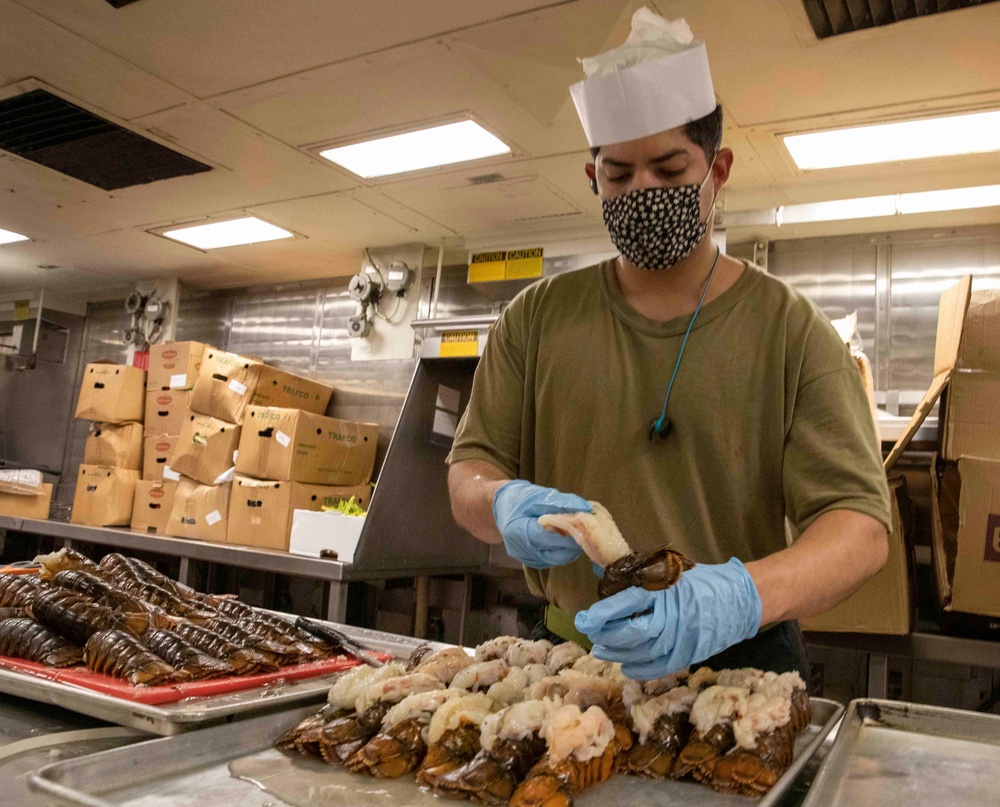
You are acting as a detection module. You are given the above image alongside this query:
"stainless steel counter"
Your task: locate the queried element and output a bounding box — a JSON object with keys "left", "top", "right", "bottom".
{"left": 1, "top": 515, "right": 479, "bottom": 625}
{"left": 0, "top": 695, "right": 145, "bottom": 807}
{"left": 806, "top": 630, "right": 1000, "bottom": 699}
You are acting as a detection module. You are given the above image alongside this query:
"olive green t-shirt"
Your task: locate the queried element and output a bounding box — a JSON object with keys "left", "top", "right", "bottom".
{"left": 447, "top": 260, "right": 891, "bottom": 616}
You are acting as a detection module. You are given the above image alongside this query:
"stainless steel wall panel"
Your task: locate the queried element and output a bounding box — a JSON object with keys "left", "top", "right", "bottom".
{"left": 768, "top": 237, "right": 879, "bottom": 383}
{"left": 173, "top": 292, "right": 232, "bottom": 350}
{"left": 889, "top": 234, "right": 1000, "bottom": 392}
{"left": 227, "top": 289, "right": 319, "bottom": 378}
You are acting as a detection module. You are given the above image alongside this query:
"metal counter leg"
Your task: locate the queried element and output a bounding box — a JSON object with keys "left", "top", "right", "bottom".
{"left": 177, "top": 557, "right": 191, "bottom": 587}
{"left": 414, "top": 576, "right": 429, "bottom": 640}
{"left": 326, "top": 581, "right": 348, "bottom": 623}
{"left": 867, "top": 653, "right": 888, "bottom": 699}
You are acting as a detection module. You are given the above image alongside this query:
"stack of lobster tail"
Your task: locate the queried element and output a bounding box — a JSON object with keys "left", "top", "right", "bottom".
{"left": 275, "top": 638, "right": 813, "bottom": 804}
{"left": 0, "top": 547, "right": 343, "bottom": 686}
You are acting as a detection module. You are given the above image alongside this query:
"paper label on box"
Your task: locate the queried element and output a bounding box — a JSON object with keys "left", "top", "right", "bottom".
{"left": 169, "top": 373, "right": 188, "bottom": 389}
{"left": 228, "top": 379, "right": 248, "bottom": 396}
{"left": 205, "top": 510, "right": 222, "bottom": 526}
{"left": 276, "top": 430, "right": 291, "bottom": 448}
{"left": 163, "top": 466, "right": 180, "bottom": 481}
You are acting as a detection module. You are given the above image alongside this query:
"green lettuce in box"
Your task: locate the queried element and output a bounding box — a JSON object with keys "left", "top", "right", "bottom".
{"left": 323, "top": 496, "right": 366, "bottom": 517}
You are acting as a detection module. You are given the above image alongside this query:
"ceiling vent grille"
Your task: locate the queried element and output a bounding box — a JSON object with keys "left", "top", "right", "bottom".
{"left": 801, "top": 0, "right": 999, "bottom": 39}
{"left": 0, "top": 89, "right": 211, "bottom": 190}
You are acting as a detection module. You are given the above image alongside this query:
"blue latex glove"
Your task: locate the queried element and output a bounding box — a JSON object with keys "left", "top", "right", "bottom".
{"left": 492, "top": 480, "right": 591, "bottom": 569}
{"left": 574, "top": 558, "right": 762, "bottom": 679}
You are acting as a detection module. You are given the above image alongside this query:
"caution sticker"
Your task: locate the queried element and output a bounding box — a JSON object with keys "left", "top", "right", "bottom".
{"left": 505, "top": 247, "right": 543, "bottom": 279}
{"left": 440, "top": 330, "right": 479, "bottom": 358}
{"left": 468, "top": 251, "right": 506, "bottom": 283}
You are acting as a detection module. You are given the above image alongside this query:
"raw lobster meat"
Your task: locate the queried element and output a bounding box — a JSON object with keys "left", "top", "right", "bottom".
{"left": 0, "top": 616, "right": 83, "bottom": 667}
{"left": 83, "top": 629, "right": 179, "bottom": 685}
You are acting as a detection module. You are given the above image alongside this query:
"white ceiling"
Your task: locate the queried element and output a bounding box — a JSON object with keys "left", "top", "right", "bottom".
{"left": 0, "top": 0, "right": 998, "bottom": 296}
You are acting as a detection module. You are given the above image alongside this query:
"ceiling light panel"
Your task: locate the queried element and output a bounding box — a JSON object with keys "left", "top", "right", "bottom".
{"left": 161, "top": 217, "right": 293, "bottom": 250}
{"left": 0, "top": 228, "right": 29, "bottom": 245}
{"left": 319, "top": 120, "right": 510, "bottom": 179}
{"left": 783, "top": 109, "right": 1000, "bottom": 170}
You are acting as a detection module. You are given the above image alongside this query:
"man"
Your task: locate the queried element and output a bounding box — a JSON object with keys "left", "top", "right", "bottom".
{"left": 447, "top": 10, "right": 890, "bottom": 681}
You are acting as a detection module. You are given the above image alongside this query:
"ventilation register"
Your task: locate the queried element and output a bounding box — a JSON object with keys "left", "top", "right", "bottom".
{"left": 802, "top": 0, "right": 998, "bottom": 39}
{"left": 0, "top": 89, "right": 211, "bottom": 190}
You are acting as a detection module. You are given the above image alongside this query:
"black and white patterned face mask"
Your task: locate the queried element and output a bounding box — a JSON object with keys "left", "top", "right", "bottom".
{"left": 602, "top": 163, "right": 716, "bottom": 271}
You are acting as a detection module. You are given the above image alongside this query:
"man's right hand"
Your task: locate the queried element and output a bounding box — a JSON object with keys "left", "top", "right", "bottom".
{"left": 491, "top": 480, "right": 591, "bottom": 569}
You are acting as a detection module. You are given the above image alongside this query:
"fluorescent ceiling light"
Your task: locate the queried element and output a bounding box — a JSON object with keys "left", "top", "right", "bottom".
{"left": 783, "top": 109, "right": 1000, "bottom": 170}
{"left": 771, "top": 183, "right": 1000, "bottom": 226}
{"left": 0, "top": 227, "right": 29, "bottom": 245}
{"left": 897, "top": 184, "right": 1000, "bottom": 215}
{"left": 320, "top": 120, "right": 510, "bottom": 178}
{"left": 779, "top": 195, "right": 896, "bottom": 225}
{"left": 162, "top": 217, "right": 293, "bottom": 250}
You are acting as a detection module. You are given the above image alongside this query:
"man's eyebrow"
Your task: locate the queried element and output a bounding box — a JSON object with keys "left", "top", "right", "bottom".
{"left": 601, "top": 149, "right": 688, "bottom": 168}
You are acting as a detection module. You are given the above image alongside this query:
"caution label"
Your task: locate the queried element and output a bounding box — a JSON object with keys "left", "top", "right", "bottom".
{"left": 504, "top": 247, "right": 544, "bottom": 279}
{"left": 468, "top": 251, "right": 507, "bottom": 283}
{"left": 440, "top": 330, "right": 480, "bottom": 358}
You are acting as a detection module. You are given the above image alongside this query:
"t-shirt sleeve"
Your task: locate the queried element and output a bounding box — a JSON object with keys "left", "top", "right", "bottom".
{"left": 446, "top": 298, "right": 527, "bottom": 479}
{"left": 783, "top": 318, "right": 892, "bottom": 533}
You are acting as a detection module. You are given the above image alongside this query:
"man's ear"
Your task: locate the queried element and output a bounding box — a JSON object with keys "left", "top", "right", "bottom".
{"left": 711, "top": 148, "right": 734, "bottom": 193}
{"left": 585, "top": 163, "right": 598, "bottom": 196}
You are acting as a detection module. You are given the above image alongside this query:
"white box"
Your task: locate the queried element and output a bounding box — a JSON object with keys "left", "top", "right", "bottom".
{"left": 288, "top": 509, "right": 365, "bottom": 561}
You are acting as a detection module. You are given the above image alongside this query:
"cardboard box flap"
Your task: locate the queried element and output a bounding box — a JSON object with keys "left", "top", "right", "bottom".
{"left": 933, "top": 275, "right": 973, "bottom": 377}
{"left": 884, "top": 276, "right": 972, "bottom": 472}
{"left": 929, "top": 454, "right": 954, "bottom": 608}
{"left": 959, "top": 289, "right": 1000, "bottom": 372}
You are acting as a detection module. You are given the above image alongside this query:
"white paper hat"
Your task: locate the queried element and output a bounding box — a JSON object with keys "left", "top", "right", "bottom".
{"left": 570, "top": 9, "right": 716, "bottom": 148}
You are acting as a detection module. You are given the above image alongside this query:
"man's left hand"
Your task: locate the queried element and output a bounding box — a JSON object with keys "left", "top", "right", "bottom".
{"left": 574, "top": 558, "right": 763, "bottom": 679}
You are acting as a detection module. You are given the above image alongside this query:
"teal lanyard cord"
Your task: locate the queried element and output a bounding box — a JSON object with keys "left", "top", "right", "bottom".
{"left": 650, "top": 246, "right": 722, "bottom": 441}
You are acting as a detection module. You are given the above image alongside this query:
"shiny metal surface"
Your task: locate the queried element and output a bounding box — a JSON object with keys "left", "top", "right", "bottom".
{"left": 0, "top": 308, "right": 84, "bottom": 505}
{"left": 0, "top": 616, "right": 433, "bottom": 736}
{"left": 354, "top": 357, "right": 489, "bottom": 572}
{"left": 802, "top": 699, "right": 1000, "bottom": 807}
{"left": 29, "top": 698, "right": 843, "bottom": 807}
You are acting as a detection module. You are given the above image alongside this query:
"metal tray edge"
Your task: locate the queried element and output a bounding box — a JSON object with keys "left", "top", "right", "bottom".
{"left": 759, "top": 696, "right": 845, "bottom": 807}
{"left": 800, "top": 697, "right": 1000, "bottom": 807}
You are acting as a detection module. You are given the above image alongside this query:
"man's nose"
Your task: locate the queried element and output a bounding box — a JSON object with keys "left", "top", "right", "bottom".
{"left": 625, "top": 169, "right": 663, "bottom": 193}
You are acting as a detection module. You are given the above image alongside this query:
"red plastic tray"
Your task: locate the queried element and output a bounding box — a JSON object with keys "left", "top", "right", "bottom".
{"left": 0, "top": 650, "right": 392, "bottom": 705}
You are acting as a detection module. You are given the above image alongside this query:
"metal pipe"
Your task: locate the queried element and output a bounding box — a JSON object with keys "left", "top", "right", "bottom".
{"left": 430, "top": 242, "right": 444, "bottom": 320}
{"left": 410, "top": 314, "right": 499, "bottom": 330}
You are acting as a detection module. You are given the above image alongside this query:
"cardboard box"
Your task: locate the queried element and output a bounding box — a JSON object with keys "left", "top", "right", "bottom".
{"left": 800, "top": 479, "right": 912, "bottom": 634}
{"left": 0, "top": 483, "right": 53, "bottom": 520}
{"left": 190, "top": 349, "right": 263, "bottom": 424}
{"left": 84, "top": 422, "right": 144, "bottom": 471}
{"left": 144, "top": 389, "right": 195, "bottom": 437}
{"left": 71, "top": 465, "right": 139, "bottom": 526}
{"left": 942, "top": 371, "right": 1000, "bottom": 462}
{"left": 251, "top": 366, "right": 334, "bottom": 416}
{"left": 227, "top": 474, "right": 371, "bottom": 551}
{"left": 190, "top": 351, "right": 335, "bottom": 425}
{"left": 167, "top": 477, "right": 231, "bottom": 543}
{"left": 931, "top": 454, "right": 1000, "bottom": 618}
{"left": 884, "top": 276, "right": 972, "bottom": 471}
{"left": 143, "top": 434, "right": 180, "bottom": 481}
{"left": 289, "top": 509, "right": 366, "bottom": 560}
{"left": 75, "top": 363, "right": 146, "bottom": 424}
{"left": 236, "top": 407, "right": 379, "bottom": 486}
{"left": 130, "top": 479, "right": 178, "bottom": 534}
{"left": 148, "top": 341, "right": 208, "bottom": 392}
{"left": 169, "top": 414, "right": 241, "bottom": 486}
{"left": 940, "top": 290, "right": 1000, "bottom": 462}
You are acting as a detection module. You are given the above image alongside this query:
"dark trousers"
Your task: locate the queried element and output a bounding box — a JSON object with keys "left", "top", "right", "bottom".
{"left": 531, "top": 619, "right": 811, "bottom": 693}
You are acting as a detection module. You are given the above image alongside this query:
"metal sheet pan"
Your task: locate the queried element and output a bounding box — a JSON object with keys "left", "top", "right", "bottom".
{"left": 0, "top": 620, "right": 442, "bottom": 736}
{"left": 28, "top": 698, "right": 843, "bottom": 806}
{"left": 802, "top": 698, "right": 1000, "bottom": 806}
